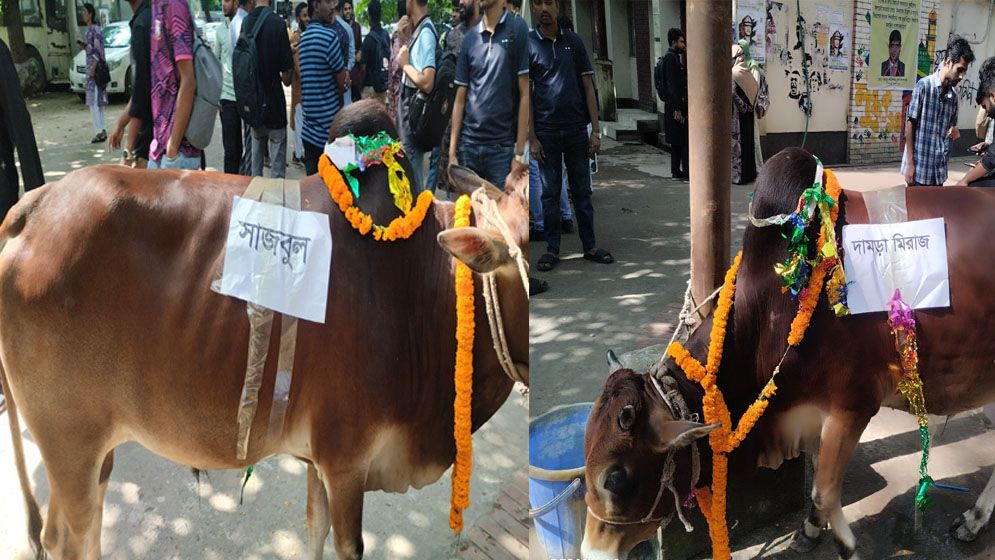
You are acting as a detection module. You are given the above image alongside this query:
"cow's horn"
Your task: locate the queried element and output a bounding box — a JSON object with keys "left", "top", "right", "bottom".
{"left": 607, "top": 349, "right": 624, "bottom": 373}
{"left": 618, "top": 405, "right": 636, "bottom": 430}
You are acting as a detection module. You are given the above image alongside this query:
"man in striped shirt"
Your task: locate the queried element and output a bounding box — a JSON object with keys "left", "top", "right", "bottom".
{"left": 299, "top": 0, "right": 347, "bottom": 175}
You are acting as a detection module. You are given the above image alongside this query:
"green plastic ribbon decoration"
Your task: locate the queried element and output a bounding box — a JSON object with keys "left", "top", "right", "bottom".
{"left": 346, "top": 132, "right": 412, "bottom": 213}
{"left": 888, "top": 289, "right": 933, "bottom": 512}
{"left": 240, "top": 464, "right": 254, "bottom": 506}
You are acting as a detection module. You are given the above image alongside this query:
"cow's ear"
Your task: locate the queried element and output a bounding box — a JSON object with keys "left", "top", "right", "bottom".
{"left": 651, "top": 420, "right": 720, "bottom": 453}
{"left": 438, "top": 227, "right": 511, "bottom": 273}
{"left": 449, "top": 165, "right": 504, "bottom": 200}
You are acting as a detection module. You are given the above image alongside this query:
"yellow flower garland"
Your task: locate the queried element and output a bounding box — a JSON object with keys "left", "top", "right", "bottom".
{"left": 318, "top": 154, "right": 435, "bottom": 241}
{"left": 666, "top": 169, "right": 843, "bottom": 560}
{"left": 450, "top": 195, "right": 474, "bottom": 533}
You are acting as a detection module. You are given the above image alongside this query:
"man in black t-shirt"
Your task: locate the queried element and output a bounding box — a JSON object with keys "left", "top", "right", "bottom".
{"left": 242, "top": 0, "right": 293, "bottom": 178}
{"left": 358, "top": 0, "right": 389, "bottom": 104}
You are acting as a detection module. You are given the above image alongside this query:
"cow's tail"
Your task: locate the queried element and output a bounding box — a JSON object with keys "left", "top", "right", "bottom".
{"left": 0, "top": 361, "right": 44, "bottom": 559}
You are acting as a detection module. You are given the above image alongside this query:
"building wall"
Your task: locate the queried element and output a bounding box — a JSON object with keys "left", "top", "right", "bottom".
{"left": 846, "top": 0, "right": 940, "bottom": 164}
{"left": 607, "top": 0, "right": 635, "bottom": 101}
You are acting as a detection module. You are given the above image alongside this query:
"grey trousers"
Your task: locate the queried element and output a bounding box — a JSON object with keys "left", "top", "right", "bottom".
{"left": 250, "top": 126, "right": 287, "bottom": 179}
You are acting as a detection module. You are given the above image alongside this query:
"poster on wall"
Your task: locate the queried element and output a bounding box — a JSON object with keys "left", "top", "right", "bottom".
{"left": 869, "top": 0, "right": 921, "bottom": 89}
{"left": 827, "top": 6, "right": 849, "bottom": 70}
{"left": 736, "top": 0, "right": 765, "bottom": 62}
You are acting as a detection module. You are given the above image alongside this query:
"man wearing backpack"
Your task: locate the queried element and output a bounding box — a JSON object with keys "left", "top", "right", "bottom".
{"left": 434, "top": 0, "right": 478, "bottom": 193}
{"left": 148, "top": 0, "right": 200, "bottom": 169}
{"left": 396, "top": 0, "right": 436, "bottom": 191}
{"left": 231, "top": 0, "right": 254, "bottom": 175}
{"left": 449, "top": 0, "right": 530, "bottom": 188}
{"left": 659, "top": 27, "right": 688, "bottom": 180}
{"left": 530, "top": 0, "right": 611, "bottom": 272}
{"left": 299, "top": 0, "right": 347, "bottom": 175}
{"left": 359, "top": 0, "right": 389, "bottom": 104}
{"left": 240, "top": 0, "right": 294, "bottom": 178}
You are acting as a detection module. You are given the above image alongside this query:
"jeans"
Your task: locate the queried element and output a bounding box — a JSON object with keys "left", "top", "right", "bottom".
{"left": 148, "top": 152, "right": 202, "bottom": 170}
{"left": 457, "top": 141, "right": 515, "bottom": 190}
{"left": 529, "top": 157, "right": 572, "bottom": 231}
{"left": 220, "top": 100, "right": 243, "bottom": 174}
{"left": 671, "top": 129, "right": 689, "bottom": 177}
{"left": 426, "top": 146, "right": 441, "bottom": 194}
{"left": 251, "top": 126, "right": 287, "bottom": 178}
{"left": 303, "top": 141, "right": 323, "bottom": 176}
{"left": 537, "top": 127, "right": 596, "bottom": 255}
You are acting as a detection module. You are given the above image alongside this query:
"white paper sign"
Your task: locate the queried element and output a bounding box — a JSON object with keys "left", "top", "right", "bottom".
{"left": 216, "top": 196, "right": 332, "bottom": 323}
{"left": 842, "top": 218, "right": 948, "bottom": 314}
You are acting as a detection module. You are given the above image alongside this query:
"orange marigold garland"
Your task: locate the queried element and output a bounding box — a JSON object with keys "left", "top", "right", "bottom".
{"left": 318, "top": 153, "right": 435, "bottom": 241}
{"left": 666, "top": 167, "right": 844, "bottom": 560}
{"left": 450, "top": 195, "right": 474, "bottom": 532}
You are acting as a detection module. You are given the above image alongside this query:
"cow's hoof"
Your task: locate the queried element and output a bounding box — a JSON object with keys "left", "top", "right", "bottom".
{"left": 951, "top": 510, "right": 981, "bottom": 542}
{"left": 790, "top": 529, "right": 821, "bottom": 552}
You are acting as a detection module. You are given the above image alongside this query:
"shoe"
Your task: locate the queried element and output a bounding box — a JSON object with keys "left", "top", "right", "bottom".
{"left": 561, "top": 219, "right": 575, "bottom": 234}
{"left": 672, "top": 172, "right": 686, "bottom": 180}
{"left": 583, "top": 248, "right": 614, "bottom": 264}
{"left": 529, "top": 227, "right": 546, "bottom": 242}
{"left": 91, "top": 130, "right": 107, "bottom": 144}
{"left": 529, "top": 276, "right": 549, "bottom": 295}
{"left": 537, "top": 252, "right": 559, "bottom": 272}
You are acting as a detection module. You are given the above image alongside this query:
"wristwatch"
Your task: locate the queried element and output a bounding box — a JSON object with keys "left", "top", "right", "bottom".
{"left": 514, "top": 152, "right": 527, "bottom": 165}
{"left": 591, "top": 131, "right": 602, "bottom": 139}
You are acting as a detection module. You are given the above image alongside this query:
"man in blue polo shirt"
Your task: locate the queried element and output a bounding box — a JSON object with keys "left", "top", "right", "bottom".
{"left": 530, "top": 0, "right": 611, "bottom": 271}
{"left": 449, "top": 0, "right": 530, "bottom": 189}
{"left": 299, "top": 0, "right": 347, "bottom": 175}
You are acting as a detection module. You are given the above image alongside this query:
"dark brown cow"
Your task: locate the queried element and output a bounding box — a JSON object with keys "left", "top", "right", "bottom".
{"left": 0, "top": 100, "right": 528, "bottom": 559}
{"left": 583, "top": 147, "right": 995, "bottom": 560}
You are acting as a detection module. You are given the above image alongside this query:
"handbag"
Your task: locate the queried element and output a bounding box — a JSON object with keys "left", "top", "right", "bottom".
{"left": 94, "top": 58, "right": 111, "bottom": 89}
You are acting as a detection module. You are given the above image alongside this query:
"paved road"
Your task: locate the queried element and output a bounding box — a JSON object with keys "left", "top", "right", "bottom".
{"left": 0, "top": 90, "right": 527, "bottom": 559}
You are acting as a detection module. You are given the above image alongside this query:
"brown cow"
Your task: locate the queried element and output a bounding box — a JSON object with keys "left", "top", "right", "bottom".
{"left": 0, "top": 100, "right": 528, "bottom": 560}
{"left": 582, "top": 147, "right": 995, "bottom": 560}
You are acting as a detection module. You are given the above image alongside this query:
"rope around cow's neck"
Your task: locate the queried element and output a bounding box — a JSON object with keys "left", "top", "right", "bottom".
{"left": 470, "top": 188, "right": 529, "bottom": 385}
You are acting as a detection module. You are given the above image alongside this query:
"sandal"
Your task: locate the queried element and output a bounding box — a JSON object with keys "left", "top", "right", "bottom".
{"left": 529, "top": 276, "right": 549, "bottom": 295}
{"left": 537, "top": 253, "right": 558, "bottom": 272}
{"left": 583, "top": 248, "right": 614, "bottom": 264}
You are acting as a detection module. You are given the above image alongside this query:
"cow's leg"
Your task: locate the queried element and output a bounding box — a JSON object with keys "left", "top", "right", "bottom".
{"left": 39, "top": 445, "right": 113, "bottom": 559}
{"left": 951, "top": 466, "right": 995, "bottom": 541}
{"left": 791, "top": 411, "right": 868, "bottom": 560}
{"left": 306, "top": 462, "right": 331, "bottom": 560}
{"left": 326, "top": 469, "right": 366, "bottom": 560}
{"left": 84, "top": 449, "right": 114, "bottom": 560}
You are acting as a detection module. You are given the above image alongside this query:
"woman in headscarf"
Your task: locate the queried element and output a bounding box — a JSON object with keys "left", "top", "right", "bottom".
{"left": 80, "top": 3, "right": 108, "bottom": 144}
{"left": 731, "top": 40, "right": 766, "bottom": 184}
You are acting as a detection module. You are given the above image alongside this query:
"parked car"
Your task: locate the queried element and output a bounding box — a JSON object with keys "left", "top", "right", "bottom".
{"left": 69, "top": 21, "right": 131, "bottom": 100}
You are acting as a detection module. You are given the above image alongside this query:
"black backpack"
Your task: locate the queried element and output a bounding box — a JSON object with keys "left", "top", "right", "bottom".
{"left": 406, "top": 18, "right": 457, "bottom": 152}
{"left": 654, "top": 55, "right": 667, "bottom": 102}
{"left": 233, "top": 8, "right": 271, "bottom": 129}
{"left": 369, "top": 29, "right": 390, "bottom": 93}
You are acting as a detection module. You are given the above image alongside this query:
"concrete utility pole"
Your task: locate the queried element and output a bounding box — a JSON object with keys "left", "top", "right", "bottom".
{"left": 687, "top": 0, "right": 731, "bottom": 319}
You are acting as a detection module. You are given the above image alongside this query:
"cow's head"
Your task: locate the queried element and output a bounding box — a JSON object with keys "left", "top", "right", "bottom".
{"left": 582, "top": 351, "right": 718, "bottom": 559}
{"left": 437, "top": 164, "right": 529, "bottom": 386}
